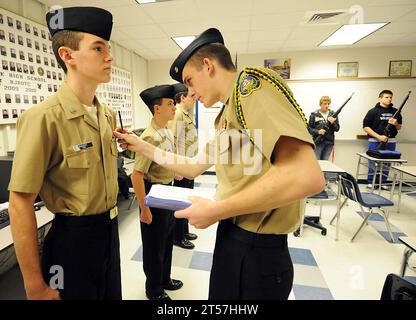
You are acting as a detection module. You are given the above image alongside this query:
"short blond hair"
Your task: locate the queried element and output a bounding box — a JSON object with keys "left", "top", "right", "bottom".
{"left": 319, "top": 96, "right": 331, "bottom": 105}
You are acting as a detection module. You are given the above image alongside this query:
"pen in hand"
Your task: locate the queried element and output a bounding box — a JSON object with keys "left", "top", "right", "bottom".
{"left": 118, "top": 110, "right": 124, "bottom": 133}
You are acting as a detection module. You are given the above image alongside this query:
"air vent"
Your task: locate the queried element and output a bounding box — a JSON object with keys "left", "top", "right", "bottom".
{"left": 306, "top": 11, "right": 345, "bottom": 24}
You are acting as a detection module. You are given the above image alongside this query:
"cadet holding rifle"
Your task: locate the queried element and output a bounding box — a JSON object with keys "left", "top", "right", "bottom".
{"left": 363, "top": 89, "right": 404, "bottom": 188}
{"left": 308, "top": 93, "right": 353, "bottom": 160}
{"left": 308, "top": 96, "right": 339, "bottom": 160}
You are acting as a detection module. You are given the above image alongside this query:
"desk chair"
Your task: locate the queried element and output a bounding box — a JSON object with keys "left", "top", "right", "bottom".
{"left": 381, "top": 273, "right": 416, "bottom": 300}
{"left": 294, "top": 172, "right": 340, "bottom": 237}
{"left": 296, "top": 172, "right": 340, "bottom": 237}
{"left": 330, "top": 172, "right": 394, "bottom": 242}
{"left": 302, "top": 190, "right": 328, "bottom": 236}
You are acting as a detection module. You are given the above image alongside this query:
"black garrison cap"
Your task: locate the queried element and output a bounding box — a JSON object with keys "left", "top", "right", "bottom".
{"left": 46, "top": 7, "right": 113, "bottom": 40}
{"left": 140, "top": 85, "right": 175, "bottom": 109}
{"left": 173, "top": 83, "right": 188, "bottom": 95}
{"left": 169, "top": 28, "right": 224, "bottom": 83}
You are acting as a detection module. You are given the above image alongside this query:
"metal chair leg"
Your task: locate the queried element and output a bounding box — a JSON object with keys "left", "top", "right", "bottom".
{"left": 330, "top": 197, "right": 348, "bottom": 225}
{"left": 127, "top": 194, "right": 136, "bottom": 210}
{"left": 351, "top": 210, "right": 372, "bottom": 242}
{"left": 400, "top": 248, "right": 413, "bottom": 277}
{"left": 358, "top": 204, "right": 369, "bottom": 226}
{"left": 380, "top": 208, "right": 394, "bottom": 242}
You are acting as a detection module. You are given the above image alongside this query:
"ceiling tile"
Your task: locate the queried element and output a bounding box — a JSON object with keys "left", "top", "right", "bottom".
{"left": 140, "top": 37, "right": 177, "bottom": 49}
{"left": 140, "top": 0, "right": 200, "bottom": 23}
{"left": 362, "top": 5, "right": 416, "bottom": 22}
{"left": 110, "top": 5, "right": 154, "bottom": 26}
{"left": 251, "top": 12, "right": 306, "bottom": 30}
{"left": 194, "top": 0, "right": 254, "bottom": 18}
{"left": 158, "top": 21, "right": 211, "bottom": 37}
{"left": 120, "top": 24, "right": 166, "bottom": 40}
{"left": 249, "top": 28, "right": 293, "bottom": 42}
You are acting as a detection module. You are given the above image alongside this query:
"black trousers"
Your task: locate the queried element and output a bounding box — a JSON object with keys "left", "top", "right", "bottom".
{"left": 141, "top": 180, "right": 175, "bottom": 296}
{"left": 41, "top": 211, "right": 122, "bottom": 300}
{"left": 209, "top": 220, "right": 293, "bottom": 300}
{"left": 173, "top": 178, "right": 194, "bottom": 242}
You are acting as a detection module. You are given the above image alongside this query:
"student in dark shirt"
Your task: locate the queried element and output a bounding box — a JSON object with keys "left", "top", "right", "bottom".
{"left": 363, "top": 90, "right": 402, "bottom": 188}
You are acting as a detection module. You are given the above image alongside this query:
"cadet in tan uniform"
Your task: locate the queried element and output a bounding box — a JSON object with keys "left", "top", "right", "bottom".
{"left": 8, "top": 7, "right": 121, "bottom": 300}
{"left": 131, "top": 85, "right": 183, "bottom": 300}
{"left": 170, "top": 83, "right": 198, "bottom": 250}
{"left": 115, "top": 28, "right": 325, "bottom": 300}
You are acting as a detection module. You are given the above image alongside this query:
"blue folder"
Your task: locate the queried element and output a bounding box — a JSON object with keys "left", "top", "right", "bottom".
{"left": 144, "top": 196, "right": 191, "bottom": 211}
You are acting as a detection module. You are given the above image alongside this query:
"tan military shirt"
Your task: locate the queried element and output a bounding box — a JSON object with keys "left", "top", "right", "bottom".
{"left": 8, "top": 81, "right": 119, "bottom": 216}
{"left": 170, "top": 103, "right": 198, "bottom": 157}
{"left": 213, "top": 66, "right": 314, "bottom": 234}
{"left": 134, "top": 119, "right": 175, "bottom": 184}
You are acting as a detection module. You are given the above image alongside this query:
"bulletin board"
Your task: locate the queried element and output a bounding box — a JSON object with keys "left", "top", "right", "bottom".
{"left": 0, "top": 8, "right": 133, "bottom": 128}
{"left": 0, "top": 8, "right": 62, "bottom": 124}
{"left": 96, "top": 66, "right": 133, "bottom": 128}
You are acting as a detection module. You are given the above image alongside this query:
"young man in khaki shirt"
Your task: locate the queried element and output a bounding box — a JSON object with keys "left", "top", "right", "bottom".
{"left": 8, "top": 7, "right": 121, "bottom": 300}
{"left": 115, "top": 28, "right": 325, "bottom": 300}
{"left": 131, "top": 85, "right": 183, "bottom": 300}
{"left": 170, "top": 83, "right": 198, "bottom": 250}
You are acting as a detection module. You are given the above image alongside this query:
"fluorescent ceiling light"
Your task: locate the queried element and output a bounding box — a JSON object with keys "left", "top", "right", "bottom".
{"left": 319, "top": 23, "right": 389, "bottom": 46}
{"left": 135, "top": 0, "right": 156, "bottom": 4}
{"left": 172, "top": 36, "right": 196, "bottom": 50}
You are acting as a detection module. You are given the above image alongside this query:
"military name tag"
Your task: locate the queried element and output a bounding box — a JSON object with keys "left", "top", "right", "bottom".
{"left": 72, "top": 141, "right": 93, "bottom": 152}
{"left": 110, "top": 206, "right": 118, "bottom": 220}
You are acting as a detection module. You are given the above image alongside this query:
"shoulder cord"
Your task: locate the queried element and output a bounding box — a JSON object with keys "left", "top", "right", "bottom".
{"left": 234, "top": 67, "right": 308, "bottom": 145}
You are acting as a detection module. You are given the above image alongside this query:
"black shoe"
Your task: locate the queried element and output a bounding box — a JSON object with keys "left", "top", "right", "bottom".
{"left": 185, "top": 233, "right": 198, "bottom": 241}
{"left": 146, "top": 291, "right": 171, "bottom": 300}
{"left": 174, "top": 239, "right": 195, "bottom": 249}
{"left": 163, "top": 279, "right": 183, "bottom": 291}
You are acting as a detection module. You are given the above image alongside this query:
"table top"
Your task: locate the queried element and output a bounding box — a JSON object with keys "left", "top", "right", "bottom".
{"left": 318, "top": 160, "right": 347, "bottom": 174}
{"left": 391, "top": 166, "right": 416, "bottom": 177}
{"left": 0, "top": 206, "right": 54, "bottom": 251}
{"left": 356, "top": 152, "right": 408, "bottom": 163}
{"left": 398, "top": 236, "right": 416, "bottom": 251}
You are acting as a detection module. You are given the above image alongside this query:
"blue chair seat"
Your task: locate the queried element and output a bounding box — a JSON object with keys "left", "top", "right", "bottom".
{"left": 361, "top": 192, "right": 394, "bottom": 207}
{"left": 332, "top": 172, "right": 395, "bottom": 242}
{"left": 309, "top": 190, "right": 328, "bottom": 199}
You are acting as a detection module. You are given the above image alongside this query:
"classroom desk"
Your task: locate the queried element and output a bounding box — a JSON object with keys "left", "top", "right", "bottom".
{"left": 0, "top": 206, "right": 54, "bottom": 252}
{"left": 390, "top": 166, "right": 416, "bottom": 213}
{"left": 298, "top": 161, "right": 346, "bottom": 240}
{"left": 355, "top": 152, "right": 407, "bottom": 194}
{"left": 398, "top": 236, "right": 416, "bottom": 277}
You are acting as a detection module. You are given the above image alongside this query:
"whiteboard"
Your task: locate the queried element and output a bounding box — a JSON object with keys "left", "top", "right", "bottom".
{"left": 196, "top": 78, "right": 416, "bottom": 143}
{"left": 288, "top": 78, "right": 416, "bottom": 142}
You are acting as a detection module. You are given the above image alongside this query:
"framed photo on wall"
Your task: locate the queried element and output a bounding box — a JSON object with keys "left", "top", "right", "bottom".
{"left": 389, "top": 60, "right": 412, "bottom": 77}
{"left": 337, "top": 62, "right": 358, "bottom": 78}
{"left": 264, "top": 58, "right": 291, "bottom": 79}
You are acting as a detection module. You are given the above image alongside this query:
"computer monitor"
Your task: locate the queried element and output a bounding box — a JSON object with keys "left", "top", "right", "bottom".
{"left": 0, "top": 157, "right": 13, "bottom": 204}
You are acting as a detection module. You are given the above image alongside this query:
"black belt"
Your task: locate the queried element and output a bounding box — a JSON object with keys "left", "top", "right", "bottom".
{"left": 53, "top": 209, "right": 115, "bottom": 227}
{"left": 219, "top": 219, "right": 287, "bottom": 248}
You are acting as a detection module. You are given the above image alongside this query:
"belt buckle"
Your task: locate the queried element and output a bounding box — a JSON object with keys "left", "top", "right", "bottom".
{"left": 110, "top": 207, "right": 118, "bottom": 220}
